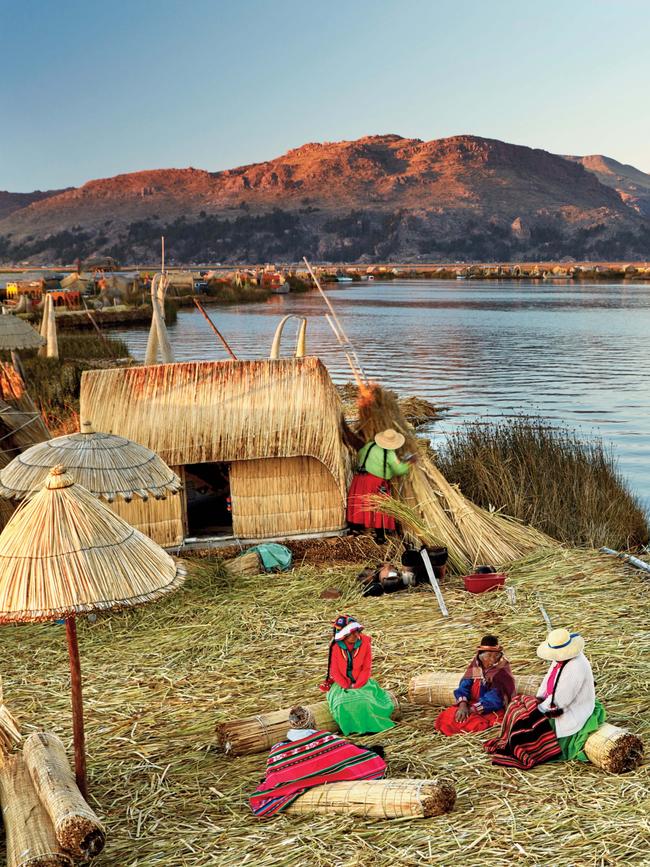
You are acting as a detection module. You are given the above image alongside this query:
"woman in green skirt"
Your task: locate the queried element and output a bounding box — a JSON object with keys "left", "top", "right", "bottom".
{"left": 320, "top": 615, "right": 395, "bottom": 735}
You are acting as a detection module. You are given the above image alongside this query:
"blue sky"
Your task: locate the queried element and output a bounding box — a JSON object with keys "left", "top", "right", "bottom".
{"left": 2, "top": 0, "right": 649, "bottom": 190}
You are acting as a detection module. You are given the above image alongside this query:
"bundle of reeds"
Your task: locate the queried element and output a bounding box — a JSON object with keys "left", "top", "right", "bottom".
{"left": 216, "top": 691, "right": 401, "bottom": 756}
{"left": 285, "top": 778, "right": 456, "bottom": 819}
{"left": 23, "top": 732, "right": 106, "bottom": 859}
{"left": 357, "top": 383, "right": 554, "bottom": 571}
{"left": 223, "top": 549, "right": 262, "bottom": 578}
{"left": 583, "top": 723, "right": 644, "bottom": 774}
{"left": 0, "top": 703, "right": 22, "bottom": 753}
{"left": 408, "top": 670, "right": 543, "bottom": 706}
{"left": 0, "top": 754, "right": 73, "bottom": 867}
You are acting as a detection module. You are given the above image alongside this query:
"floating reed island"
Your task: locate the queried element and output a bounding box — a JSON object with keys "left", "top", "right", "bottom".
{"left": 0, "top": 544, "right": 646, "bottom": 866}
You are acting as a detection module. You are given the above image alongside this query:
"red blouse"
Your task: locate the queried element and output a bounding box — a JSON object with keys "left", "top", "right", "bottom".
{"left": 330, "top": 633, "right": 372, "bottom": 689}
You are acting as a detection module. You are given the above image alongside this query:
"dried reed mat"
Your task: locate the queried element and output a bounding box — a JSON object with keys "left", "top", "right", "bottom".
{"left": 285, "top": 778, "right": 456, "bottom": 819}
{"left": 0, "top": 754, "right": 73, "bottom": 867}
{"left": 23, "top": 732, "right": 106, "bottom": 859}
{"left": 0, "top": 466, "right": 186, "bottom": 622}
{"left": 583, "top": 723, "right": 644, "bottom": 774}
{"left": 0, "top": 703, "right": 22, "bottom": 753}
{"left": 357, "top": 383, "right": 554, "bottom": 573}
{"left": 223, "top": 549, "right": 262, "bottom": 578}
{"left": 216, "top": 691, "right": 402, "bottom": 756}
{"left": 408, "top": 671, "right": 543, "bottom": 707}
{"left": 0, "top": 547, "right": 647, "bottom": 865}
{"left": 0, "top": 420, "right": 181, "bottom": 503}
{"left": 0, "top": 311, "right": 45, "bottom": 352}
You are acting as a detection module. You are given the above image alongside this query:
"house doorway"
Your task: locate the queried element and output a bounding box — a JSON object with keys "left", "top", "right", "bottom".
{"left": 185, "top": 462, "right": 232, "bottom": 536}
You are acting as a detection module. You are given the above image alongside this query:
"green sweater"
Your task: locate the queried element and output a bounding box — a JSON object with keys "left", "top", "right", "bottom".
{"left": 357, "top": 442, "right": 410, "bottom": 481}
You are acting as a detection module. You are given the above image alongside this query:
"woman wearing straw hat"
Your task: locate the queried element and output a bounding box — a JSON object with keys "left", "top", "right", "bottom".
{"left": 347, "top": 428, "right": 415, "bottom": 543}
{"left": 485, "top": 628, "right": 605, "bottom": 769}
{"left": 319, "top": 615, "right": 395, "bottom": 736}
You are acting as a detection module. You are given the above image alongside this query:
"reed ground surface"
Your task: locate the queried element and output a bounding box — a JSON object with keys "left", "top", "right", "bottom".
{"left": 1, "top": 547, "right": 648, "bottom": 866}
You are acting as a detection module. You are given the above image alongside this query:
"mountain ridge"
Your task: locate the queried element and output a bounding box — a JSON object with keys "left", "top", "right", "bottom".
{"left": 2, "top": 134, "right": 649, "bottom": 263}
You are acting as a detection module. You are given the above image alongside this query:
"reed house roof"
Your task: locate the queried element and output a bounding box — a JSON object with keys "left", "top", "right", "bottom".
{"left": 80, "top": 357, "right": 347, "bottom": 493}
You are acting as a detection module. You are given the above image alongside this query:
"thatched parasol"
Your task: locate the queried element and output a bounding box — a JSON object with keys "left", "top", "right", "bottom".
{"left": 0, "top": 310, "right": 45, "bottom": 352}
{"left": 0, "top": 466, "right": 186, "bottom": 797}
{"left": 0, "top": 420, "right": 182, "bottom": 502}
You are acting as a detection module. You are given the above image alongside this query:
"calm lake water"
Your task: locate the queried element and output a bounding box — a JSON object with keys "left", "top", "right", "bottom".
{"left": 107, "top": 279, "right": 650, "bottom": 510}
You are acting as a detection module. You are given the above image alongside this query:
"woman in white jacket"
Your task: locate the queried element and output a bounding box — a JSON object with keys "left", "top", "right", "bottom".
{"left": 535, "top": 628, "right": 606, "bottom": 760}
{"left": 485, "top": 628, "right": 606, "bottom": 769}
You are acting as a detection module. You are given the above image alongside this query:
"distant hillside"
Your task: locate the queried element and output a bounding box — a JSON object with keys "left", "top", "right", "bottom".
{"left": 0, "top": 188, "right": 70, "bottom": 221}
{"left": 565, "top": 154, "right": 650, "bottom": 218}
{"left": 1, "top": 135, "right": 649, "bottom": 264}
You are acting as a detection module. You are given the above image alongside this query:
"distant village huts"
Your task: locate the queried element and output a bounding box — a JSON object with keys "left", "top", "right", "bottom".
{"left": 79, "top": 357, "right": 349, "bottom": 546}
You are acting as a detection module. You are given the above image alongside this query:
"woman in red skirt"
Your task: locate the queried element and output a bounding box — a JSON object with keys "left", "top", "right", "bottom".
{"left": 347, "top": 428, "right": 414, "bottom": 543}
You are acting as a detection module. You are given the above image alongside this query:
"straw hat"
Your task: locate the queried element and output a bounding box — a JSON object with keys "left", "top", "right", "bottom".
{"left": 0, "top": 421, "right": 181, "bottom": 503}
{"left": 375, "top": 429, "right": 405, "bottom": 450}
{"left": 0, "top": 465, "right": 186, "bottom": 622}
{"left": 537, "top": 628, "right": 585, "bottom": 662}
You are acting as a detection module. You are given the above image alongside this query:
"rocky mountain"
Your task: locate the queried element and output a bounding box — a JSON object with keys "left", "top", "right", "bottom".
{"left": 1, "top": 135, "right": 649, "bottom": 263}
{"left": 565, "top": 154, "right": 650, "bottom": 217}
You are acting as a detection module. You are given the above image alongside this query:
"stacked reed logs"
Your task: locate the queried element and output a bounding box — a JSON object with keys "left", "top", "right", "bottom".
{"left": 216, "top": 691, "right": 402, "bottom": 756}
{"left": 0, "top": 755, "right": 73, "bottom": 867}
{"left": 23, "top": 733, "right": 106, "bottom": 860}
{"left": 408, "top": 670, "right": 643, "bottom": 773}
{"left": 0, "top": 728, "right": 105, "bottom": 866}
{"left": 285, "top": 778, "right": 456, "bottom": 819}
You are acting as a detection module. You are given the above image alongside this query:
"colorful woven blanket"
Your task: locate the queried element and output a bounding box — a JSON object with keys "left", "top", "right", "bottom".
{"left": 249, "top": 730, "right": 386, "bottom": 818}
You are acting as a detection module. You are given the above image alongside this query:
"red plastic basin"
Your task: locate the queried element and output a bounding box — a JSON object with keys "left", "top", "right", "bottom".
{"left": 462, "top": 573, "right": 506, "bottom": 593}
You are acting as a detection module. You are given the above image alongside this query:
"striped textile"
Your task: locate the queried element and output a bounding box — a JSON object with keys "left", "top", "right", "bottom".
{"left": 484, "top": 694, "right": 562, "bottom": 770}
{"left": 250, "top": 730, "right": 386, "bottom": 818}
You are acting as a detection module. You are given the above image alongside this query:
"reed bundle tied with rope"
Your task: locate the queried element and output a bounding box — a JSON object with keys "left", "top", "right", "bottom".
{"left": 407, "top": 669, "right": 643, "bottom": 774}
{"left": 357, "top": 382, "right": 554, "bottom": 573}
{"left": 216, "top": 692, "right": 401, "bottom": 756}
{"left": 285, "top": 778, "right": 456, "bottom": 819}
{"left": 23, "top": 733, "right": 106, "bottom": 860}
{"left": 408, "top": 671, "right": 543, "bottom": 707}
{"left": 223, "top": 549, "right": 262, "bottom": 578}
{"left": 583, "top": 723, "right": 644, "bottom": 774}
{"left": 0, "top": 703, "right": 22, "bottom": 754}
{"left": 0, "top": 755, "right": 73, "bottom": 867}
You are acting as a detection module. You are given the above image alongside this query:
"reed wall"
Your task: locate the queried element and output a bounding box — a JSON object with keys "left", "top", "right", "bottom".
{"left": 231, "top": 456, "right": 345, "bottom": 538}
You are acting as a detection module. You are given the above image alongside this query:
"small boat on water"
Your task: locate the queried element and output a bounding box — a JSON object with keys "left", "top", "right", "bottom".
{"left": 335, "top": 275, "right": 353, "bottom": 283}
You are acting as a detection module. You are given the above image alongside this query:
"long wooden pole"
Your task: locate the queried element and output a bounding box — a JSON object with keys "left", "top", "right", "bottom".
{"left": 302, "top": 257, "right": 368, "bottom": 384}
{"left": 192, "top": 299, "right": 238, "bottom": 359}
{"left": 65, "top": 617, "right": 88, "bottom": 799}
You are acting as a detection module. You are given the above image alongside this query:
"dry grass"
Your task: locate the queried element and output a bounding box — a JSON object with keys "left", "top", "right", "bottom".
{"left": 0, "top": 547, "right": 647, "bottom": 865}
{"left": 438, "top": 417, "right": 649, "bottom": 550}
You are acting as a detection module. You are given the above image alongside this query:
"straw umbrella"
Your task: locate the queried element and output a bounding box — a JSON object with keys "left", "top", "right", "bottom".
{"left": 0, "top": 420, "right": 182, "bottom": 502}
{"left": 0, "top": 466, "right": 186, "bottom": 797}
{"left": 0, "top": 308, "right": 45, "bottom": 379}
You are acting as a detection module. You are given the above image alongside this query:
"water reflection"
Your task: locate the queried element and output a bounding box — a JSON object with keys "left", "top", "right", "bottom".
{"left": 108, "top": 279, "right": 650, "bottom": 510}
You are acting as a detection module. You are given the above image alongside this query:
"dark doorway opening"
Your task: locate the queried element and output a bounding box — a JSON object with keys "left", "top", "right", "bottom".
{"left": 185, "top": 462, "right": 232, "bottom": 536}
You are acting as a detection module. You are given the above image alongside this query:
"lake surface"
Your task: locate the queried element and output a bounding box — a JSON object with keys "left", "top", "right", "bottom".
{"left": 107, "top": 279, "right": 650, "bottom": 510}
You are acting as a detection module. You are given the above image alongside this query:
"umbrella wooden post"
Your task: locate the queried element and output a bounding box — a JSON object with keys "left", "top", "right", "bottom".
{"left": 65, "top": 617, "right": 88, "bottom": 799}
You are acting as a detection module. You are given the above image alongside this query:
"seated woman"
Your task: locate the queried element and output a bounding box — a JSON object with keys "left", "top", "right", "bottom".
{"left": 434, "top": 635, "right": 515, "bottom": 736}
{"left": 250, "top": 706, "right": 386, "bottom": 818}
{"left": 485, "top": 628, "right": 606, "bottom": 769}
{"left": 320, "top": 615, "right": 395, "bottom": 736}
{"left": 347, "top": 429, "right": 414, "bottom": 543}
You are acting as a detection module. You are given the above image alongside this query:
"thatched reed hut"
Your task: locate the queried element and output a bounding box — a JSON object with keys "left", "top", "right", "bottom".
{"left": 79, "top": 357, "right": 349, "bottom": 547}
